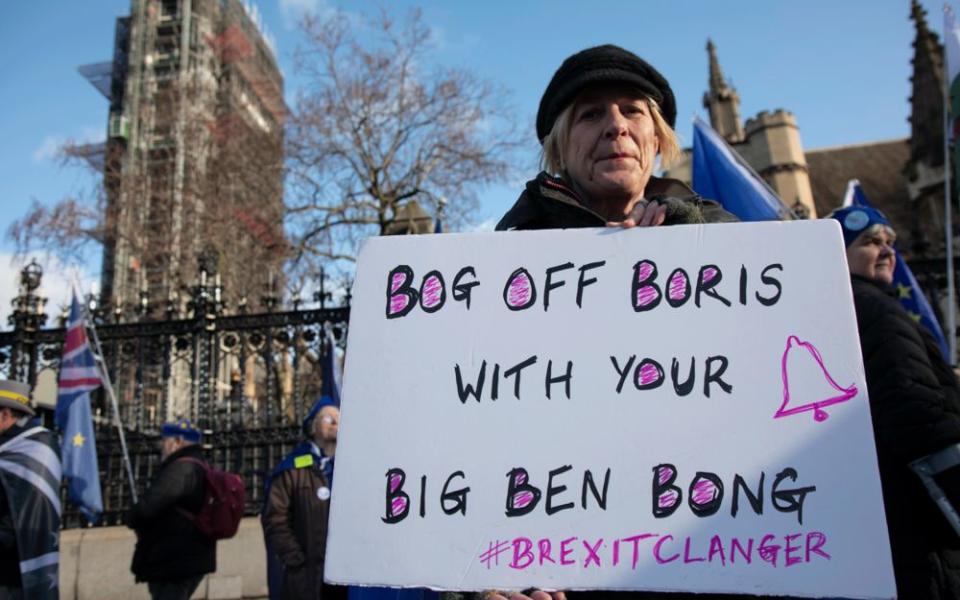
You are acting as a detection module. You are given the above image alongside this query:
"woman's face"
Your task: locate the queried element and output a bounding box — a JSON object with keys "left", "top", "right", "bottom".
{"left": 561, "top": 86, "right": 659, "bottom": 206}
{"left": 846, "top": 226, "right": 896, "bottom": 285}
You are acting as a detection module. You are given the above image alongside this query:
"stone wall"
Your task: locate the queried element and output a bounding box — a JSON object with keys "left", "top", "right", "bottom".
{"left": 59, "top": 517, "right": 268, "bottom": 599}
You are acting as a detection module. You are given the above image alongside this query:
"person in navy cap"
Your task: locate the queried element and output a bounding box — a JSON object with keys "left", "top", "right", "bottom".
{"left": 831, "top": 205, "right": 960, "bottom": 598}
{"left": 128, "top": 418, "right": 215, "bottom": 600}
{"left": 262, "top": 397, "right": 345, "bottom": 600}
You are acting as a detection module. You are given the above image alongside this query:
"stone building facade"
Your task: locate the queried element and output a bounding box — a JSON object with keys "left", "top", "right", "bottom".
{"left": 667, "top": 1, "right": 953, "bottom": 334}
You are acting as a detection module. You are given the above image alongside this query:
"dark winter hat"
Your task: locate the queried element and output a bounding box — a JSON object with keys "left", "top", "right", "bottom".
{"left": 0, "top": 380, "right": 34, "bottom": 417}
{"left": 302, "top": 395, "right": 338, "bottom": 436}
{"left": 536, "top": 44, "right": 676, "bottom": 142}
{"left": 828, "top": 205, "right": 893, "bottom": 248}
{"left": 161, "top": 418, "right": 202, "bottom": 443}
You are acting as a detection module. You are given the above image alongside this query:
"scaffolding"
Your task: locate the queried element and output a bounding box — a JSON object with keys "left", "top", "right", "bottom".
{"left": 82, "top": 0, "right": 286, "bottom": 318}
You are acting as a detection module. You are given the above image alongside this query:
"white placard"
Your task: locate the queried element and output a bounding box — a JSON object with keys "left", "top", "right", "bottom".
{"left": 326, "top": 220, "right": 895, "bottom": 599}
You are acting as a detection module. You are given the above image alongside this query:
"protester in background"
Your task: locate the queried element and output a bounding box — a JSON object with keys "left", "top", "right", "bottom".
{"left": 263, "top": 398, "right": 346, "bottom": 600}
{"left": 830, "top": 205, "right": 960, "bottom": 598}
{"left": 496, "top": 44, "right": 735, "bottom": 233}
{"left": 128, "top": 419, "right": 215, "bottom": 600}
{"left": 0, "top": 379, "right": 61, "bottom": 600}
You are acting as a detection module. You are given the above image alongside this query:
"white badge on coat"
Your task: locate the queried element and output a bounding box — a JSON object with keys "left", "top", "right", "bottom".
{"left": 317, "top": 486, "right": 331, "bottom": 501}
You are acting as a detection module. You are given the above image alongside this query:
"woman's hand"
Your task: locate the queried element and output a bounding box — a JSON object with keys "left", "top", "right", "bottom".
{"left": 608, "top": 199, "right": 666, "bottom": 228}
{"left": 485, "top": 591, "right": 567, "bottom": 600}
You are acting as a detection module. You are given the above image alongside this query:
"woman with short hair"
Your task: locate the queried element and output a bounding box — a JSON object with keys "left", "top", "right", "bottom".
{"left": 490, "top": 44, "right": 747, "bottom": 600}
{"left": 496, "top": 44, "right": 735, "bottom": 233}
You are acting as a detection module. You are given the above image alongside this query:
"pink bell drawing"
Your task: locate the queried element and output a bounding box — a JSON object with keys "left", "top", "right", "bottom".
{"left": 774, "top": 335, "right": 858, "bottom": 422}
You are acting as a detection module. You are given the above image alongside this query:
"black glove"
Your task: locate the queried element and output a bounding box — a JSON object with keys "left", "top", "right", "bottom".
{"left": 649, "top": 196, "right": 705, "bottom": 225}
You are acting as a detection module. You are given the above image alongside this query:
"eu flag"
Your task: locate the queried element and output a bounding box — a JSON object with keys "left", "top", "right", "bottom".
{"left": 55, "top": 292, "right": 104, "bottom": 524}
{"left": 844, "top": 180, "right": 951, "bottom": 361}
{"left": 692, "top": 116, "right": 794, "bottom": 221}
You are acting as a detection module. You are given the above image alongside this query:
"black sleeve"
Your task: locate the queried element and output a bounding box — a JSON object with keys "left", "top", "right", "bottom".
{"left": 0, "top": 514, "right": 14, "bottom": 551}
{"left": 0, "top": 485, "right": 13, "bottom": 551}
{"left": 128, "top": 460, "right": 203, "bottom": 528}
{"left": 651, "top": 194, "right": 739, "bottom": 225}
{"left": 856, "top": 291, "right": 960, "bottom": 462}
{"left": 696, "top": 197, "right": 739, "bottom": 223}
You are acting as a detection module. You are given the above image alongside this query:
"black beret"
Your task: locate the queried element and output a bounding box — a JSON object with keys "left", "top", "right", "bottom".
{"left": 536, "top": 44, "right": 676, "bottom": 142}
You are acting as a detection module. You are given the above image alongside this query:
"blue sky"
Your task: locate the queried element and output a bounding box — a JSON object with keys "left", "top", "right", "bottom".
{"left": 0, "top": 0, "right": 944, "bottom": 312}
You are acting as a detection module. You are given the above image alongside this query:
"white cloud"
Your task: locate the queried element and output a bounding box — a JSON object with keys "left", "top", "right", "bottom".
{"left": 279, "top": 0, "right": 326, "bottom": 29}
{"left": 0, "top": 253, "right": 98, "bottom": 329}
{"left": 32, "top": 136, "right": 64, "bottom": 163}
{"left": 31, "top": 127, "right": 104, "bottom": 164}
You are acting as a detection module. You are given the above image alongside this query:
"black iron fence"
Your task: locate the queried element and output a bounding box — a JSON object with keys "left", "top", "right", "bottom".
{"left": 68, "top": 424, "right": 303, "bottom": 529}
{"left": 0, "top": 259, "right": 350, "bottom": 528}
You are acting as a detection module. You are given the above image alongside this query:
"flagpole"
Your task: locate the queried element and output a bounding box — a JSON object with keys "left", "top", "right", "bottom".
{"left": 945, "top": 5, "right": 958, "bottom": 364}
{"left": 83, "top": 307, "right": 138, "bottom": 504}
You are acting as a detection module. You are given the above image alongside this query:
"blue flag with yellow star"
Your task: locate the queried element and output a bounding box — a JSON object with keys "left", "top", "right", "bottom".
{"left": 844, "top": 180, "right": 950, "bottom": 361}
{"left": 55, "top": 292, "right": 104, "bottom": 524}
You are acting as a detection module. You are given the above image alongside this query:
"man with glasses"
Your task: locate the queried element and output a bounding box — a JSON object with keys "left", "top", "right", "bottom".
{"left": 262, "top": 397, "right": 345, "bottom": 600}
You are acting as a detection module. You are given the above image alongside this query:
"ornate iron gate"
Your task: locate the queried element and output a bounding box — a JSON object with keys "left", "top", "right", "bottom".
{"left": 0, "top": 260, "right": 350, "bottom": 527}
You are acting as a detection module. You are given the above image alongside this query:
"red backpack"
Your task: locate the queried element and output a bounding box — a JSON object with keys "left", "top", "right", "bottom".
{"left": 176, "top": 457, "right": 246, "bottom": 540}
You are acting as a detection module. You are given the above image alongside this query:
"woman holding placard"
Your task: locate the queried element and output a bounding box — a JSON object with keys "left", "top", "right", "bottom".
{"left": 830, "top": 205, "right": 960, "bottom": 599}
{"left": 489, "top": 45, "right": 755, "bottom": 600}
{"left": 496, "top": 44, "right": 735, "bottom": 233}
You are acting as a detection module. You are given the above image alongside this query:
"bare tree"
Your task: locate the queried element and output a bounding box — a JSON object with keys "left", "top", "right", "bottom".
{"left": 284, "top": 8, "right": 524, "bottom": 276}
{"left": 11, "top": 6, "right": 524, "bottom": 302}
{"left": 7, "top": 142, "right": 114, "bottom": 261}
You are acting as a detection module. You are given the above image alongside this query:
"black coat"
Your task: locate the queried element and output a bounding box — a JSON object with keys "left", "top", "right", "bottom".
{"left": 851, "top": 274, "right": 960, "bottom": 598}
{"left": 496, "top": 172, "right": 737, "bottom": 231}
{"left": 497, "top": 172, "right": 755, "bottom": 600}
{"left": 0, "top": 424, "right": 27, "bottom": 587}
{"left": 128, "top": 444, "right": 216, "bottom": 582}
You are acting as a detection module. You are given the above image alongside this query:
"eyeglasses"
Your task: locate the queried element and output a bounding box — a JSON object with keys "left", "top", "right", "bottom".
{"left": 320, "top": 415, "right": 338, "bottom": 425}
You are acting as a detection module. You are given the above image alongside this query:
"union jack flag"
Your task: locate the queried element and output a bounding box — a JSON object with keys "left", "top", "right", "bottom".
{"left": 55, "top": 291, "right": 103, "bottom": 523}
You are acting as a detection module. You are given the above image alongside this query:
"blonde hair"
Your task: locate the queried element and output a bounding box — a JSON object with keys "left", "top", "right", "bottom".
{"left": 539, "top": 94, "right": 681, "bottom": 175}
{"left": 860, "top": 223, "right": 897, "bottom": 244}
